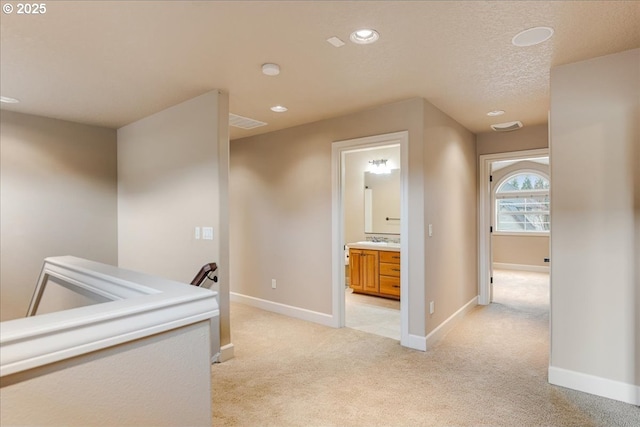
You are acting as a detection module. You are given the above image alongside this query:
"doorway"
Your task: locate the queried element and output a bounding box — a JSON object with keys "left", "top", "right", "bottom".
{"left": 331, "top": 131, "right": 409, "bottom": 344}
{"left": 478, "top": 148, "right": 550, "bottom": 305}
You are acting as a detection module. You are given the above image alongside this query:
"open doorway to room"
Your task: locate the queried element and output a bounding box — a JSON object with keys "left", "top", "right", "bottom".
{"left": 343, "top": 144, "right": 401, "bottom": 340}
{"left": 331, "top": 132, "right": 408, "bottom": 343}
{"left": 479, "top": 149, "right": 550, "bottom": 308}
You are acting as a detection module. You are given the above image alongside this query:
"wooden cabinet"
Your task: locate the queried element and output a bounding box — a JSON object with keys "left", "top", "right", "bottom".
{"left": 379, "top": 251, "right": 400, "bottom": 298}
{"left": 349, "top": 249, "right": 379, "bottom": 293}
{"left": 349, "top": 248, "right": 400, "bottom": 299}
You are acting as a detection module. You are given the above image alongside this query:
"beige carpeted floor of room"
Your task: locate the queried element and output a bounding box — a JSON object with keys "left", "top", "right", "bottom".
{"left": 211, "top": 270, "right": 640, "bottom": 426}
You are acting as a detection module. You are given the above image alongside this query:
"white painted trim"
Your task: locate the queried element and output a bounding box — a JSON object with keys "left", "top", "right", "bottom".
{"left": 406, "top": 334, "right": 427, "bottom": 352}
{"left": 1, "top": 256, "right": 219, "bottom": 377}
{"left": 216, "top": 343, "right": 235, "bottom": 363}
{"left": 493, "top": 263, "right": 550, "bottom": 273}
{"left": 548, "top": 366, "right": 640, "bottom": 406}
{"left": 425, "top": 296, "right": 478, "bottom": 349}
{"left": 331, "top": 131, "right": 412, "bottom": 348}
{"left": 478, "top": 148, "right": 549, "bottom": 305}
{"left": 230, "top": 292, "right": 335, "bottom": 327}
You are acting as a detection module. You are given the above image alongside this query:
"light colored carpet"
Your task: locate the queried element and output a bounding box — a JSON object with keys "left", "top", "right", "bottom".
{"left": 211, "top": 271, "right": 640, "bottom": 426}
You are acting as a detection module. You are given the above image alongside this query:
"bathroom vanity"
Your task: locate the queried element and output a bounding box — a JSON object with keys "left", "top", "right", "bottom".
{"left": 348, "top": 242, "right": 400, "bottom": 299}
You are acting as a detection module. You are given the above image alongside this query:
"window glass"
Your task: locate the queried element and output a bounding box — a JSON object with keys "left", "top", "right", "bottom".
{"left": 495, "top": 173, "right": 549, "bottom": 233}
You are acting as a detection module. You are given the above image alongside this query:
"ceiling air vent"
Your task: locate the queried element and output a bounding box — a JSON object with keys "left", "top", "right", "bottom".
{"left": 491, "top": 121, "right": 523, "bottom": 132}
{"left": 229, "top": 113, "right": 267, "bottom": 129}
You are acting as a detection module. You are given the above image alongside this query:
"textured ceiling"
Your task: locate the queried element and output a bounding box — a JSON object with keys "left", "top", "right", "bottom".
{"left": 1, "top": 1, "right": 638, "bottom": 139}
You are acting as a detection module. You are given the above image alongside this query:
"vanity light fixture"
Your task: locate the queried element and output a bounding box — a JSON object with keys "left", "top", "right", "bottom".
{"left": 512, "top": 26, "right": 554, "bottom": 47}
{"left": 368, "top": 159, "right": 390, "bottom": 174}
{"left": 350, "top": 29, "right": 379, "bottom": 45}
{"left": 0, "top": 96, "right": 20, "bottom": 103}
{"left": 270, "top": 105, "right": 288, "bottom": 113}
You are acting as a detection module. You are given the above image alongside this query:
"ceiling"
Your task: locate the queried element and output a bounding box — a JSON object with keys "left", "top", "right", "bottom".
{"left": 1, "top": 1, "right": 638, "bottom": 140}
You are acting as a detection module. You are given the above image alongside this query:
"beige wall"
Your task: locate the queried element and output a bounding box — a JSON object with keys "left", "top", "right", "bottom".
{"left": 423, "top": 101, "right": 477, "bottom": 334}
{"left": 1, "top": 321, "right": 212, "bottom": 426}
{"left": 0, "top": 111, "right": 117, "bottom": 321}
{"left": 117, "top": 90, "right": 231, "bottom": 348}
{"left": 493, "top": 235, "right": 549, "bottom": 267}
{"left": 231, "top": 97, "right": 477, "bottom": 340}
{"left": 550, "top": 49, "right": 639, "bottom": 388}
{"left": 477, "top": 123, "right": 548, "bottom": 155}
{"left": 231, "top": 98, "right": 427, "bottom": 336}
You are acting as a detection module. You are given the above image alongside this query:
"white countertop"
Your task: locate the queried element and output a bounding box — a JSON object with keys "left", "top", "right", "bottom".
{"left": 347, "top": 241, "right": 401, "bottom": 252}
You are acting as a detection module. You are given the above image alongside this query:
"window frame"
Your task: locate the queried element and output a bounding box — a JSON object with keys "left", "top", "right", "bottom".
{"left": 493, "top": 170, "right": 550, "bottom": 236}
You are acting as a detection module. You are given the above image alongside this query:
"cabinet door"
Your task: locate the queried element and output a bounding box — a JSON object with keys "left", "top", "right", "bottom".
{"left": 349, "top": 249, "right": 363, "bottom": 291}
{"left": 361, "top": 250, "right": 379, "bottom": 293}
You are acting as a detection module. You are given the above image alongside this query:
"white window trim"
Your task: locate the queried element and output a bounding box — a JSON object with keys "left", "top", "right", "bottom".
{"left": 492, "top": 169, "right": 550, "bottom": 235}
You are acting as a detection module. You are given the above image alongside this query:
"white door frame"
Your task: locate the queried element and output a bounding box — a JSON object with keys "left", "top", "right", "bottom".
{"left": 331, "top": 131, "right": 409, "bottom": 345}
{"left": 478, "top": 148, "right": 549, "bottom": 305}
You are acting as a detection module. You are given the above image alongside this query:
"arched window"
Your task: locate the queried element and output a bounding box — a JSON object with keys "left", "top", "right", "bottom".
{"left": 495, "top": 172, "right": 549, "bottom": 233}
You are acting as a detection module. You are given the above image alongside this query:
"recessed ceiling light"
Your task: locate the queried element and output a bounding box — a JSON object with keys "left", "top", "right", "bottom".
{"left": 262, "top": 63, "right": 280, "bottom": 76}
{"left": 0, "top": 96, "right": 20, "bottom": 104}
{"left": 512, "top": 26, "right": 554, "bottom": 47}
{"left": 487, "top": 110, "right": 505, "bottom": 117}
{"left": 350, "top": 29, "right": 379, "bottom": 45}
{"left": 270, "top": 105, "right": 288, "bottom": 113}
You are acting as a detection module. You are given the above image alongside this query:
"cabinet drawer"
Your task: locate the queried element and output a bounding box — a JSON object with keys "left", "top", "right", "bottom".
{"left": 379, "top": 276, "right": 400, "bottom": 296}
{"left": 380, "top": 262, "right": 401, "bottom": 277}
{"left": 379, "top": 251, "right": 400, "bottom": 264}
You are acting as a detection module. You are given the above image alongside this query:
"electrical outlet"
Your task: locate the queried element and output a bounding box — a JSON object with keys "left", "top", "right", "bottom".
{"left": 271, "top": 279, "right": 277, "bottom": 289}
{"left": 428, "top": 224, "right": 433, "bottom": 237}
{"left": 429, "top": 301, "right": 435, "bottom": 314}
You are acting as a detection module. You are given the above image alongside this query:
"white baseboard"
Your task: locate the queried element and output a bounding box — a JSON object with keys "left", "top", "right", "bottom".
{"left": 215, "top": 343, "right": 235, "bottom": 363}
{"left": 548, "top": 366, "right": 640, "bottom": 405}
{"left": 425, "top": 296, "right": 478, "bottom": 350}
{"left": 403, "top": 334, "right": 427, "bottom": 351}
{"left": 230, "top": 292, "right": 335, "bottom": 328}
{"left": 493, "top": 262, "right": 549, "bottom": 273}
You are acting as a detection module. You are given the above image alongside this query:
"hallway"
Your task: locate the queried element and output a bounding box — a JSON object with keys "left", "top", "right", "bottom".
{"left": 212, "top": 270, "right": 638, "bottom": 426}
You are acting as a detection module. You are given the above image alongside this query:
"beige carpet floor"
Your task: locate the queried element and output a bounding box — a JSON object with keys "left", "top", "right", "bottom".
{"left": 211, "top": 271, "right": 639, "bottom": 426}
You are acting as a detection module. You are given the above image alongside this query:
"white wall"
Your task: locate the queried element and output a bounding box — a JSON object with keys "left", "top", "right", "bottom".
{"left": 1, "top": 322, "right": 212, "bottom": 426}
{"left": 0, "top": 111, "right": 117, "bottom": 321}
{"left": 549, "top": 48, "right": 639, "bottom": 404}
{"left": 117, "top": 90, "right": 231, "bottom": 351}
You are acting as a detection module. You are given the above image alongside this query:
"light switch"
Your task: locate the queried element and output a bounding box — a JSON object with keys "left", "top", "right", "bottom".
{"left": 428, "top": 224, "right": 433, "bottom": 237}
{"left": 195, "top": 227, "right": 201, "bottom": 240}
{"left": 202, "top": 227, "right": 214, "bottom": 240}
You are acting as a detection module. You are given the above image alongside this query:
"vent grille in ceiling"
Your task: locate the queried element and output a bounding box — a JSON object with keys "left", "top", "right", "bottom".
{"left": 491, "top": 121, "right": 523, "bottom": 132}
{"left": 229, "top": 113, "right": 267, "bottom": 129}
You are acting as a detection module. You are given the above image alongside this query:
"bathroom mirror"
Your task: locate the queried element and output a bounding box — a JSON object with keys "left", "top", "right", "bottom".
{"left": 364, "top": 169, "right": 400, "bottom": 234}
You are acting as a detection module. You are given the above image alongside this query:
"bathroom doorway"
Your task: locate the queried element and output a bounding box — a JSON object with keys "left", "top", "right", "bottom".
{"left": 331, "top": 131, "right": 409, "bottom": 343}
{"left": 343, "top": 144, "right": 401, "bottom": 339}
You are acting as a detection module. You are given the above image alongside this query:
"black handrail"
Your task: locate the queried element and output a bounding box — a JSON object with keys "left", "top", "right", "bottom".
{"left": 190, "top": 263, "right": 218, "bottom": 287}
